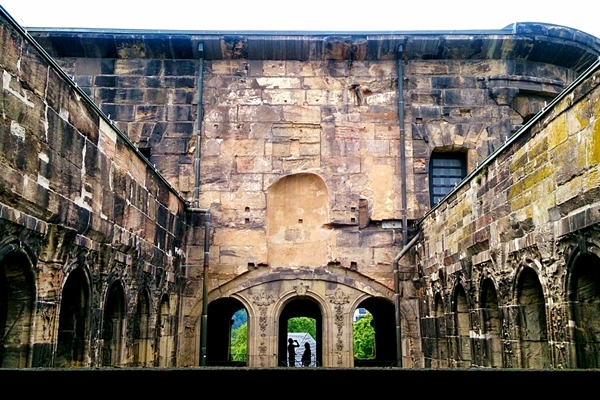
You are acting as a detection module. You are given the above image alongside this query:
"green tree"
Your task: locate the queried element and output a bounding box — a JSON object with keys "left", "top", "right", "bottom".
{"left": 230, "top": 322, "right": 247, "bottom": 361}
{"left": 353, "top": 312, "right": 375, "bottom": 359}
{"left": 287, "top": 317, "right": 316, "bottom": 339}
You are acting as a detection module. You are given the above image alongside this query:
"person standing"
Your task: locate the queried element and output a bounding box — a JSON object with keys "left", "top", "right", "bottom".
{"left": 287, "top": 338, "right": 299, "bottom": 367}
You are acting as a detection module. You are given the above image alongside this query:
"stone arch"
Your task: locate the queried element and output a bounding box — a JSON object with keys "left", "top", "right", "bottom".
{"left": 266, "top": 173, "right": 331, "bottom": 268}
{"left": 275, "top": 291, "right": 327, "bottom": 367}
{"left": 566, "top": 246, "right": 600, "bottom": 368}
{"left": 133, "top": 289, "right": 152, "bottom": 366}
{"left": 156, "top": 294, "right": 173, "bottom": 367}
{"left": 479, "top": 277, "right": 503, "bottom": 368}
{"left": 451, "top": 283, "right": 471, "bottom": 367}
{"left": 432, "top": 292, "right": 447, "bottom": 368}
{"left": 514, "top": 265, "right": 550, "bottom": 368}
{"left": 351, "top": 296, "right": 396, "bottom": 367}
{"left": 205, "top": 297, "right": 249, "bottom": 366}
{"left": 0, "top": 243, "right": 36, "bottom": 368}
{"left": 101, "top": 280, "right": 126, "bottom": 366}
{"left": 56, "top": 266, "right": 91, "bottom": 367}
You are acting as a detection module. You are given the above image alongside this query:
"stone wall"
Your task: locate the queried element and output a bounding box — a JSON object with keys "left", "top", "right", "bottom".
{"left": 0, "top": 13, "right": 190, "bottom": 367}
{"left": 417, "top": 60, "right": 600, "bottom": 368}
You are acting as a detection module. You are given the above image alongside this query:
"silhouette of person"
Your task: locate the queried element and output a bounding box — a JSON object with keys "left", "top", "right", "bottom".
{"left": 301, "top": 342, "right": 311, "bottom": 367}
{"left": 287, "top": 338, "right": 299, "bottom": 367}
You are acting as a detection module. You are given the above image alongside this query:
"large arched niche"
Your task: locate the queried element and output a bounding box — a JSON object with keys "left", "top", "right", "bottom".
{"left": 514, "top": 265, "right": 550, "bottom": 369}
{"left": 0, "top": 245, "right": 36, "bottom": 368}
{"left": 56, "top": 267, "right": 91, "bottom": 367}
{"left": 266, "top": 173, "right": 331, "bottom": 268}
{"left": 566, "top": 247, "right": 600, "bottom": 368}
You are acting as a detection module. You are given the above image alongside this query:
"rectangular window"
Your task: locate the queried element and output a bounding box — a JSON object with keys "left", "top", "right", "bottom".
{"left": 429, "top": 153, "right": 466, "bottom": 206}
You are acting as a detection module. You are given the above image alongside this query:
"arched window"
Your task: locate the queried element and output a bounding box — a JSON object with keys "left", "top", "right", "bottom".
{"left": 429, "top": 152, "right": 467, "bottom": 206}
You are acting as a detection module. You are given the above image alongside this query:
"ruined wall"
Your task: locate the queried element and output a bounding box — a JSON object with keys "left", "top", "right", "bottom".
{"left": 0, "top": 14, "right": 189, "bottom": 367}
{"left": 417, "top": 61, "right": 600, "bottom": 368}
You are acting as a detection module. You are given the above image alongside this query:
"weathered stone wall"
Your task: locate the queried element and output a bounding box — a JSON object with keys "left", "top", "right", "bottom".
{"left": 0, "top": 14, "right": 189, "bottom": 367}
{"left": 406, "top": 59, "right": 575, "bottom": 218}
{"left": 53, "top": 56, "right": 198, "bottom": 198}
{"left": 416, "top": 61, "right": 600, "bottom": 368}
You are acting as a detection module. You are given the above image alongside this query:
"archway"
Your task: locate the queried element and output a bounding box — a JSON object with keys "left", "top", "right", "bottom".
{"left": 133, "top": 290, "right": 151, "bottom": 366}
{"left": 569, "top": 252, "right": 600, "bottom": 368}
{"left": 156, "top": 295, "right": 172, "bottom": 367}
{"left": 206, "top": 298, "right": 248, "bottom": 366}
{"left": 480, "top": 279, "right": 502, "bottom": 367}
{"left": 278, "top": 298, "right": 322, "bottom": 367}
{"left": 452, "top": 284, "right": 471, "bottom": 367}
{"left": 433, "top": 293, "right": 447, "bottom": 368}
{"left": 56, "top": 268, "right": 89, "bottom": 367}
{"left": 353, "top": 297, "right": 395, "bottom": 367}
{"left": 0, "top": 250, "right": 35, "bottom": 368}
{"left": 101, "top": 281, "right": 125, "bottom": 366}
{"left": 516, "top": 267, "right": 549, "bottom": 368}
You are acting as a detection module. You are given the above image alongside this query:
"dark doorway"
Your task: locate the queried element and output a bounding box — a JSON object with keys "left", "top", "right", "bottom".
{"left": 569, "top": 253, "right": 600, "bottom": 368}
{"left": 0, "top": 250, "right": 34, "bottom": 368}
{"left": 206, "top": 298, "right": 247, "bottom": 366}
{"left": 278, "top": 298, "right": 322, "bottom": 367}
{"left": 101, "top": 282, "right": 125, "bottom": 366}
{"left": 516, "top": 267, "right": 550, "bottom": 368}
{"left": 353, "top": 297, "right": 395, "bottom": 367}
{"left": 56, "top": 268, "right": 89, "bottom": 367}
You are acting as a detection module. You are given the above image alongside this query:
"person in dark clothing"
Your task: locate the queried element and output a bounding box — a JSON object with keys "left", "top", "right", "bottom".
{"left": 287, "top": 338, "right": 299, "bottom": 367}
{"left": 301, "top": 342, "right": 311, "bottom": 367}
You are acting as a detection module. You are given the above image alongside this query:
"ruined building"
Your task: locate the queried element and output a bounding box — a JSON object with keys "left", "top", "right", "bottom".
{"left": 1, "top": 5, "right": 600, "bottom": 368}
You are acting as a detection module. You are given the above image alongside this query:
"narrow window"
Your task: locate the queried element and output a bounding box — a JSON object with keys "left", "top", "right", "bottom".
{"left": 429, "top": 152, "right": 466, "bottom": 206}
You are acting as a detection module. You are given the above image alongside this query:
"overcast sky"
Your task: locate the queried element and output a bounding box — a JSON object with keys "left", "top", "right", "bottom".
{"left": 2, "top": 0, "right": 599, "bottom": 39}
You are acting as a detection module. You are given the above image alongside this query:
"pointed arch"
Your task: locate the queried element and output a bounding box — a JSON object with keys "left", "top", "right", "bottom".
{"left": 56, "top": 267, "right": 91, "bottom": 367}
{"left": 133, "top": 289, "right": 152, "bottom": 366}
{"left": 515, "top": 266, "right": 549, "bottom": 368}
{"left": 480, "top": 278, "right": 502, "bottom": 368}
{"left": 0, "top": 246, "right": 36, "bottom": 368}
{"left": 567, "top": 248, "right": 600, "bottom": 368}
{"left": 101, "top": 281, "right": 125, "bottom": 366}
{"left": 452, "top": 284, "right": 471, "bottom": 367}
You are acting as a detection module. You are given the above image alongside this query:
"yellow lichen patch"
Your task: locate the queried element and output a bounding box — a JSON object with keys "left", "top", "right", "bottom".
{"left": 547, "top": 113, "right": 568, "bottom": 151}
{"left": 587, "top": 118, "right": 600, "bottom": 166}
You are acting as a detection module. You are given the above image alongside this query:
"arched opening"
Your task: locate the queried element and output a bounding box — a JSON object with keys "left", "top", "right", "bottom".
{"left": 481, "top": 279, "right": 502, "bottom": 368}
{"left": 516, "top": 267, "right": 549, "bottom": 369}
{"left": 56, "top": 268, "right": 89, "bottom": 367}
{"left": 206, "top": 298, "right": 247, "bottom": 366}
{"left": 156, "top": 295, "right": 172, "bottom": 367}
{"left": 0, "top": 250, "right": 35, "bottom": 368}
{"left": 278, "top": 298, "right": 322, "bottom": 367}
{"left": 133, "top": 290, "right": 151, "bottom": 367}
{"left": 433, "top": 293, "right": 447, "bottom": 368}
{"left": 569, "top": 253, "right": 600, "bottom": 368}
{"left": 353, "top": 297, "right": 395, "bottom": 367}
{"left": 101, "top": 281, "right": 125, "bottom": 367}
{"left": 267, "top": 173, "right": 331, "bottom": 268}
{"left": 452, "top": 285, "right": 471, "bottom": 367}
